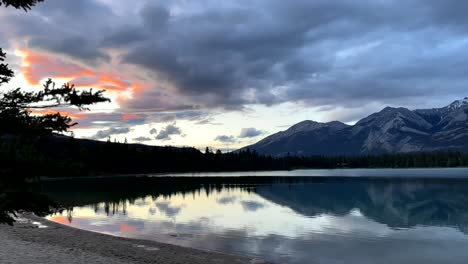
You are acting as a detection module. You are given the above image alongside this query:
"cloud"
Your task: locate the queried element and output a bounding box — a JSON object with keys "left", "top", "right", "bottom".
{"left": 90, "top": 127, "right": 130, "bottom": 139}
{"left": 217, "top": 196, "right": 238, "bottom": 205}
{"left": 154, "top": 201, "right": 181, "bottom": 217}
{"left": 215, "top": 135, "right": 236, "bottom": 143}
{"left": 239, "top": 128, "right": 264, "bottom": 138}
{"left": 3, "top": 0, "right": 468, "bottom": 113}
{"left": 240, "top": 200, "right": 265, "bottom": 212}
{"left": 149, "top": 128, "right": 157, "bottom": 135}
{"left": 30, "top": 109, "right": 145, "bottom": 130}
{"left": 14, "top": 49, "right": 145, "bottom": 118}
{"left": 133, "top": 136, "right": 152, "bottom": 142}
{"left": 52, "top": 111, "right": 147, "bottom": 129}
{"left": 100, "top": 26, "right": 148, "bottom": 48}
{"left": 116, "top": 0, "right": 468, "bottom": 109}
{"left": 16, "top": 50, "right": 94, "bottom": 85}
{"left": 195, "top": 117, "right": 222, "bottom": 125}
{"left": 30, "top": 35, "right": 111, "bottom": 64}
{"left": 6, "top": 0, "right": 114, "bottom": 64}
{"left": 155, "top": 124, "right": 182, "bottom": 141}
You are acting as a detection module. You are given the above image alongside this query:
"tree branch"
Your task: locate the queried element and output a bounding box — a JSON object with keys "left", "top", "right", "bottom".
{"left": 0, "top": 0, "right": 44, "bottom": 11}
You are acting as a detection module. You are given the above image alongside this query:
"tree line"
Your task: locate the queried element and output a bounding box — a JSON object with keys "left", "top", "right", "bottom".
{"left": 1, "top": 134, "right": 468, "bottom": 181}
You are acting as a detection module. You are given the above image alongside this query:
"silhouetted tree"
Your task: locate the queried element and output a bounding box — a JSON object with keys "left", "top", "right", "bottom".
{"left": 0, "top": 0, "right": 109, "bottom": 135}
{"left": 0, "top": 0, "right": 43, "bottom": 11}
{"left": 205, "top": 147, "right": 211, "bottom": 154}
{"left": 0, "top": 190, "right": 59, "bottom": 225}
{"left": 0, "top": 79, "right": 110, "bottom": 134}
{"left": 0, "top": 49, "right": 13, "bottom": 85}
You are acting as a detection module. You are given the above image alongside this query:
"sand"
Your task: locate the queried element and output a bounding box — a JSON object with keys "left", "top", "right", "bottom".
{"left": 0, "top": 214, "right": 270, "bottom": 264}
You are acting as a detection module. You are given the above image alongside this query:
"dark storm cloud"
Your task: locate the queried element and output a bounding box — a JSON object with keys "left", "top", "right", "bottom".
{"left": 3, "top": 0, "right": 468, "bottom": 110}
{"left": 117, "top": 0, "right": 468, "bottom": 108}
{"left": 100, "top": 27, "right": 148, "bottom": 48}
{"left": 140, "top": 3, "right": 170, "bottom": 30}
{"left": 30, "top": 36, "right": 111, "bottom": 63}
{"left": 0, "top": 0, "right": 113, "bottom": 64}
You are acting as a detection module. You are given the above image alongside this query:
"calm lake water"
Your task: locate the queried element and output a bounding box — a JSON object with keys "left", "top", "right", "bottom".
{"left": 45, "top": 169, "right": 468, "bottom": 264}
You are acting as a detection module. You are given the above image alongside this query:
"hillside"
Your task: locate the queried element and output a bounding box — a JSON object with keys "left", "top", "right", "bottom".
{"left": 241, "top": 98, "right": 468, "bottom": 156}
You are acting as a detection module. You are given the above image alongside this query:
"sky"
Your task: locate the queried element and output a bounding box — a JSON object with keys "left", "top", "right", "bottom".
{"left": 1, "top": 0, "right": 467, "bottom": 150}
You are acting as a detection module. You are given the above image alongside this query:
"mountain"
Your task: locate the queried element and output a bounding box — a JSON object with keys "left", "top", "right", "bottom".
{"left": 241, "top": 98, "right": 468, "bottom": 156}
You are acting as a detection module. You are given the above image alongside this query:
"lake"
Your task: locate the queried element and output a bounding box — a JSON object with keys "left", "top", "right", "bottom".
{"left": 44, "top": 169, "right": 468, "bottom": 264}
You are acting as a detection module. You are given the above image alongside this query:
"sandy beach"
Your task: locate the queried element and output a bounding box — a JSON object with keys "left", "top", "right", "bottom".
{"left": 0, "top": 214, "right": 267, "bottom": 264}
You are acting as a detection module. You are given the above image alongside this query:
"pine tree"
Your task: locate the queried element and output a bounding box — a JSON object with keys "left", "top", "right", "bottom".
{"left": 0, "top": 0, "right": 110, "bottom": 135}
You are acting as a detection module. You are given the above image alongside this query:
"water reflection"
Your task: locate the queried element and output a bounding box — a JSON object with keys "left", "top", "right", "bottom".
{"left": 257, "top": 179, "right": 468, "bottom": 232}
{"left": 43, "top": 177, "right": 468, "bottom": 264}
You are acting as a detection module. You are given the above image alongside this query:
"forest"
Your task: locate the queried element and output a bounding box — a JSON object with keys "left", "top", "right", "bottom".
{"left": 1, "top": 134, "right": 468, "bottom": 181}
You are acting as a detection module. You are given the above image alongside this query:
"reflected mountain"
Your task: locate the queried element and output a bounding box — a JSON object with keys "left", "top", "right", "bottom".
{"left": 34, "top": 177, "right": 468, "bottom": 232}
{"left": 255, "top": 179, "right": 468, "bottom": 232}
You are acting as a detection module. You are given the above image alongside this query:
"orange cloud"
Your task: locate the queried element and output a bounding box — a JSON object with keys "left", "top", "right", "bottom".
{"left": 17, "top": 49, "right": 94, "bottom": 85}
{"left": 99, "top": 73, "right": 130, "bottom": 90}
{"left": 17, "top": 49, "right": 148, "bottom": 95}
{"left": 15, "top": 49, "right": 173, "bottom": 118}
{"left": 122, "top": 113, "right": 143, "bottom": 121}
{"left": 30, "top": 109, "right": 84, "bottom": 120}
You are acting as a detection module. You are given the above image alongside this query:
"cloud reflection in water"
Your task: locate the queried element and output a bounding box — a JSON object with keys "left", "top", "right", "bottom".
{"left": 46, "top": 179, "right": 468, "bottom": 264}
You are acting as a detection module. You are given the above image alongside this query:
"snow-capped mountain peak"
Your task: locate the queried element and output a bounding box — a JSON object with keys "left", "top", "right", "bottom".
{"left": 447, "top": 97, "right": 468, "bottom": 110}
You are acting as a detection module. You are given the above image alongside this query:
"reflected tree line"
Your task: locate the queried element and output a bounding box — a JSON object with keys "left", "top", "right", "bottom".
{"left": 0, "top": 187, "right": 61, "bottom": 225}
{"left": 33, "top": 176, "right": 302, "bottom": 209}
{"left": 29, "top": 177, "right": 468, "bottom": 233}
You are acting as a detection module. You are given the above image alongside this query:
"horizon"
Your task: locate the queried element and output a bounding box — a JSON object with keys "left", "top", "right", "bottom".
{"left": 1, "top": 0, "right": 468, "bottom": 149}
{"left": 46, "top": 95, "right": 466, "bottom": 153}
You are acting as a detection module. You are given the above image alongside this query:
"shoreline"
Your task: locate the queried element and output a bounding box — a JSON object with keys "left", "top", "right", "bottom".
{"left": 0, "top": 214, "right": 268, "bottom": 264}
{"left": 36, "top": 167, "right": 468, "bottom": 182}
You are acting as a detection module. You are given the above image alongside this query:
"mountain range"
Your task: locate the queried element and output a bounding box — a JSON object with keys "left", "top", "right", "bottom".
{"left": 241, "top": 98, "right": 468, "bottom": 156}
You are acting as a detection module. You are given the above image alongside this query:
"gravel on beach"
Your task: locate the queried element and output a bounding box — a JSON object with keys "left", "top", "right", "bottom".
{"left": 0, "top": 214, "right": 265, "bottom": 264}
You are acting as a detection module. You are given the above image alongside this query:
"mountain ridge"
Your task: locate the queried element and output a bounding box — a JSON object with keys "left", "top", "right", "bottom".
{"left": 241, "top": 98, "right": 468, "bottom": 156}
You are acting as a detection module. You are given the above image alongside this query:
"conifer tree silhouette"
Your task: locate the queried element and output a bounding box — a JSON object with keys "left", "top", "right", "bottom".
{"left": 0, "top": 0, "right": 110, "bottom": 134}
